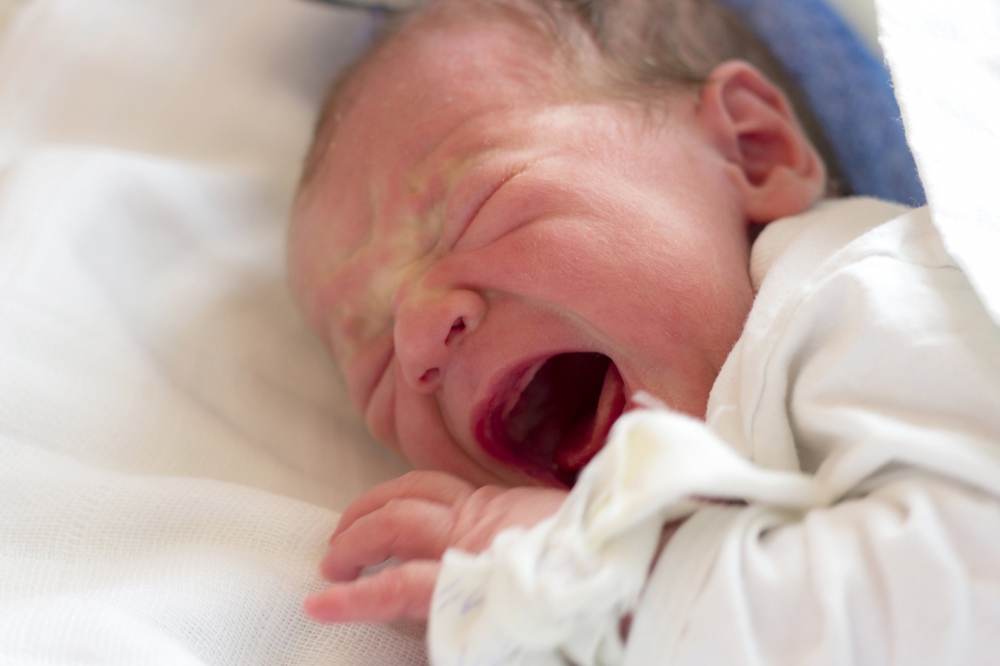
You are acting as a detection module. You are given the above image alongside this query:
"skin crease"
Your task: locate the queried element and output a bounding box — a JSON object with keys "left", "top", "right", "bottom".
{"left": 290, "top": 1, "right": 825, "bottom": 624}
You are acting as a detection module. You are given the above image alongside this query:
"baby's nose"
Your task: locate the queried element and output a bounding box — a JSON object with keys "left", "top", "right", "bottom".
{"left": 393, "top": 287, "right": 487, "bottom": 393}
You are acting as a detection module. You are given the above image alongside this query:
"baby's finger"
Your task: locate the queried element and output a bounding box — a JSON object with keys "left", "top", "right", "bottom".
{"left": 323, "top": 498, "right": 454, "bottom": 581}
{"left": 333, "top": 470, "right": 476, "bottom": 540}
{"left": 305, "top": 560, "right": 440, "bottom": 623}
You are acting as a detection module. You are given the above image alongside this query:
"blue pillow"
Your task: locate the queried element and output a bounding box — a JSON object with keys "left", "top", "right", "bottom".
{"left": 309, "top": 0, "right": 925, "bottom": 205}
{"left": 714, "top": 0, "right": 924, "bottom": 204}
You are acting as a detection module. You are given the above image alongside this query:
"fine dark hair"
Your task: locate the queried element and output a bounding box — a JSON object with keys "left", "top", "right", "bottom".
{"left": 301, "top": 0, "right": 844, "bottom": 194}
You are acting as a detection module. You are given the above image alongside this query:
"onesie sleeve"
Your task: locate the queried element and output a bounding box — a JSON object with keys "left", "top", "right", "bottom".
{"left": 627, "top": 477, "right": 1000, "bottom": 665}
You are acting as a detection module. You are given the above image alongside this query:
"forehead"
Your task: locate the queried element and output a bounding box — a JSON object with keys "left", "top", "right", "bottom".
{"left": 290, "top": 9, "right": 562, "bottom": 304}
{"left": 325, "top": 5, "right": 562, "bottom": 192}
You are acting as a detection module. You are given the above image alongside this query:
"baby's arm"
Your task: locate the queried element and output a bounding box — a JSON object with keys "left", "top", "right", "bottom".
{"left": 630, "top": 473, "right": 1000, "bottom": 665}
{"left": 304, "top": 470, "right": 567, "bottom": 623}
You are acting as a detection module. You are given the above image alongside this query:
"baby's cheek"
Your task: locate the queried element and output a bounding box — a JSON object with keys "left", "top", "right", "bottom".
{"left": 364, "top": 359, "right": 402, "bottom": 452}
{"left": 288, "top": 269, "right": 326, "bottom": 335}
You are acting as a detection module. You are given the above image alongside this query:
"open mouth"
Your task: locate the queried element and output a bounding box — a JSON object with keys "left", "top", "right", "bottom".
{"left": 480, "top": 352, "right": 627, "bottom": 486}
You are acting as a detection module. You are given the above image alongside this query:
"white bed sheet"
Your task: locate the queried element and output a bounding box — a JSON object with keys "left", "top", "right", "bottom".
{"left": 0, "top": 0, "right": 423, "bottom": 664}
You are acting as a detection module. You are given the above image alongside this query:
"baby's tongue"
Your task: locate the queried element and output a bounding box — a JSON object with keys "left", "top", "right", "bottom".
{"left": 554, "top": 362, "right": 626, "bottom": 472}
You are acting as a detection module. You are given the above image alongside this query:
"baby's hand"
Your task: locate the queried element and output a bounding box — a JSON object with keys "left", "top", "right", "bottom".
{"left": 304, "top": 470, "right": 567, "bottom": 624}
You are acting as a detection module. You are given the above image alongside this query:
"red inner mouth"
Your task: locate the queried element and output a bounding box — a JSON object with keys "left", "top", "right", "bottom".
{"left": 485, "top": 352, "right": 626, "bottom": 486}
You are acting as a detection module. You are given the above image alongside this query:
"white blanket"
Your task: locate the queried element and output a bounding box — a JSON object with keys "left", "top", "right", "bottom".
{"left": 0, "top": 1, "right": 423, "bottom": 664}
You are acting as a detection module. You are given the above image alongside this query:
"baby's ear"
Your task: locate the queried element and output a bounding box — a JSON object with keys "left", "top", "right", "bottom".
{"left": 699, "top": 61, "right": 826, "bottom": 223}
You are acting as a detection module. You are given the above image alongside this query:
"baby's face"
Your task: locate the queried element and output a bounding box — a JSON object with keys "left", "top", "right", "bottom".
{"left": 290, "top": 11, "right": 757, "bottom": 487}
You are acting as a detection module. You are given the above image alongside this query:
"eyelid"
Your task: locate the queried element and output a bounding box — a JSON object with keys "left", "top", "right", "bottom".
{"left": 441, "top": 163, "right": 522, "bottom": 250}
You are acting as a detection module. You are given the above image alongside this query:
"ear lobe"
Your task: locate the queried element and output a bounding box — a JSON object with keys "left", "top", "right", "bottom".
{"left": 699, "top": 61, "right": 826, "bottom": 224}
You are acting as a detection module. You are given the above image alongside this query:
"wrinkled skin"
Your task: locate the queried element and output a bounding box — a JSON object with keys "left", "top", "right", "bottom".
{"left": 290, "top": 2, "right": 824, "bottom": 624}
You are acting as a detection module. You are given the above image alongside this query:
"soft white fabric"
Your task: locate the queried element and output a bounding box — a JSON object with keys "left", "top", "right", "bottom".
{"left": 0, "top": 1, "right": 425, "bottom": 664}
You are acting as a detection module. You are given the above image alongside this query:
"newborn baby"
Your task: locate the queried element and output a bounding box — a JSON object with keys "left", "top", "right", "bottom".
{"left": 288, "top": 0, "right": 827, "bottom": 623}
{"left": 289, "top": 0, "right": 825, "bottom": 486}
{"left": 290, "top": 1, "right": 1000, "bottom": 661}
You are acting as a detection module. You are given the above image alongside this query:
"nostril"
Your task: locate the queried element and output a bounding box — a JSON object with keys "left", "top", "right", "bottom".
{"left": 394, "top": 289, "right": 486, "bottom": 392}
{"left": 445, "top": 317, "right": 466, "bottom": 346}
{"left": 419, "top": 368, "right": 441, "bottom": 386}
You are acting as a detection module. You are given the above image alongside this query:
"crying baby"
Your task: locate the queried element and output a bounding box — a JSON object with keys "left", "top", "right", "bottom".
{"left": 288, "top": 0, "right": 828, "bottom": 623}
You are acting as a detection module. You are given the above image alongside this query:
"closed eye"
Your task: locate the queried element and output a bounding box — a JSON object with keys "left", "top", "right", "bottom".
{"left": 442, "top": 163, "right": 525, "bottom": 250}
{"left": 452, "top": 169, "right": 535, "bottom": 251}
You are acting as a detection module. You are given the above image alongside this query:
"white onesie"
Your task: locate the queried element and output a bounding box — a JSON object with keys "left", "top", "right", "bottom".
{"left": 429, "top": 197, "right": 1000, "bottom": 666}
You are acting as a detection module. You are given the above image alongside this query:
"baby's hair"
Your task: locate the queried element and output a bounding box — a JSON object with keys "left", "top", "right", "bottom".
{"left": 301, "top": 0, "right": 844, "bottom": 194}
